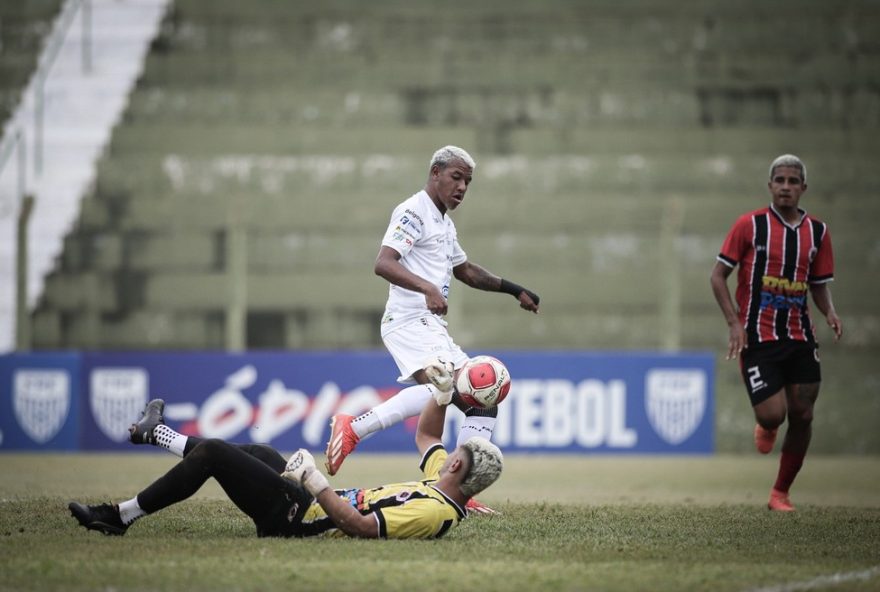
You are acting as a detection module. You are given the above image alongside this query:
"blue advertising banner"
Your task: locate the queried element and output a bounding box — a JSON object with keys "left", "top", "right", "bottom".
{"left": 79, "top": 351, "right": 407, "bottom": 453}
{"left": 0, "top": 353, "right": 81, "bottom": 450}
{"left": 1, "top": 351, "right": 714, "bottom": 453}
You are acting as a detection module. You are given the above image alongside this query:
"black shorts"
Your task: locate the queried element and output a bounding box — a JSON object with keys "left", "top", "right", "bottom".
{"left": 739, "top": 341, "right": 821, "bottom": 406}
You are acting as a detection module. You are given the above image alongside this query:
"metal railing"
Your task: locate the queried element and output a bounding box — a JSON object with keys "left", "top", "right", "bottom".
{"left": 0, "top": 0, "right": 92, "bottom": 350}
{"left": 0, "top": 0, "right": 92, "bottom": 215}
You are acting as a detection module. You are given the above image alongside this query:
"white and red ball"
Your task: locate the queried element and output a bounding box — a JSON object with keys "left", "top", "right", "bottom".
{"left": 456, "top": 355, "right": 511, "bottom": 409}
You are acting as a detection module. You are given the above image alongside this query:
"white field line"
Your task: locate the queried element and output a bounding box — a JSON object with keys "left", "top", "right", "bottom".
{"left": 744, "top": 566, "right": 880, "bottom": 592}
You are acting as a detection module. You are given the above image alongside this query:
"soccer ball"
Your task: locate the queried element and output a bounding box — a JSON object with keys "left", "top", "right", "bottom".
{"left": 456, "top": 355, "right": 511, "bottom": 409}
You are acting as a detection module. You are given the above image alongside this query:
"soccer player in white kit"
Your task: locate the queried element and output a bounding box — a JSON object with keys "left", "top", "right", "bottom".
{"left": 325, "top": 146, "right": 539, "bottom": 513}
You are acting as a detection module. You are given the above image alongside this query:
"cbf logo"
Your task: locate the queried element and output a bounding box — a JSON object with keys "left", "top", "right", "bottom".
{"left": 90, "top": 368, "right": 149, "bottom": 442}
{"left": 13, "top": 370, "right": 70, "bottom": 444}
{"left": 645, "top": 369, "right": 706, "bottom": 445}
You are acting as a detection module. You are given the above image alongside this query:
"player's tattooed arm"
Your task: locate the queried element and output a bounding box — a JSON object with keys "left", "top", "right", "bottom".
{"left": 453, "top": 261, "right": 502, "bottom": 291}
{"left": 453, "top": 262, "right": 540, "bottom": 313}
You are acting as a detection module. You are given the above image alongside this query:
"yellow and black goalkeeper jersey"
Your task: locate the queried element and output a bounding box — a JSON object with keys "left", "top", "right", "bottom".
{"left": 299, "top": 444, "right": 466, "bottom": 539}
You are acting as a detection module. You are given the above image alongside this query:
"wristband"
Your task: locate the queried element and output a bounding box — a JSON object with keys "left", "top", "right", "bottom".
{"left": 499, "top": 278, "right": 524, "bottom": 297}
{"left": 302, "top": 467, "right": 330, "bottom": 497}
{"left": 500, "top": 279, "right": 540, "bottom": 306}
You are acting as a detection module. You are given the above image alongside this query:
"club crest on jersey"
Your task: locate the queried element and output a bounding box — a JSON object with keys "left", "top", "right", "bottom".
{"left": 13, "top": 370, "right": 70, "bottom": 444}
{"left": 90, "top": 368, "right": 149, "bottom": 442}
{"left": 645, "top": 369, "right": 706, "bottom": 445}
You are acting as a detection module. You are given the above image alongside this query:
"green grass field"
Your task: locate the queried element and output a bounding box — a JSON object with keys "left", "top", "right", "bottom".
{"left": 1, "top": 452, "right": 879, "bottom": 591}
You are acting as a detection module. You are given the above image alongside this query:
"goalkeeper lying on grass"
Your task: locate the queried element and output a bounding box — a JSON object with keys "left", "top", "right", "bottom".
{"left": 68, "top": 389, "right": 503, "bottom": 539}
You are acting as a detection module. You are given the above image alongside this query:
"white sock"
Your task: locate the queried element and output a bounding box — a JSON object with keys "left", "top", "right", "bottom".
{"left": 351, "top": 384, "right": 433, "bottom": 439}
{"left": 118, "top": 497, "right": 146, "bottom": 525}
{"left": 457, "top": 415, "right": 496, "bottom": 448}
{"left": 350, "top": 410, "right": 382, "bottom": 440}
{"left": 153, "top": 424, "right": 188, "bottom": 458}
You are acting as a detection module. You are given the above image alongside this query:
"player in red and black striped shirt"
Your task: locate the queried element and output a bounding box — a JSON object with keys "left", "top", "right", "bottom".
{"left": 710, "top": 154, "right": 843, "bottom": 512}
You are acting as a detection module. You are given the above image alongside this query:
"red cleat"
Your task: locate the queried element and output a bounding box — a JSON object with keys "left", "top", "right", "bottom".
{"left": 768, "top": 488, "right": 796, "bottom": 512}
{"left": 324, "top": 414, "right": 360, "bottom": 476}
{"left": 754, "top": 424, "right": 778, "bottom": 455}
{"left": 465, "top": 498, "right": 499, "bottom": 516}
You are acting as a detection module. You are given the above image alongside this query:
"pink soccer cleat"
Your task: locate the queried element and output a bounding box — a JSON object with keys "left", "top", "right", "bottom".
{"left": 324, "top": 414, "right": 360, "bottom": 476}
{"left": 767, "top": 488, "right": 796, "bottom": 512}
{"left": 465, "top": 498, "right": 499, "bottom": 516}
{"left": 754, "top": 424, "right": 778, "bottom": 455}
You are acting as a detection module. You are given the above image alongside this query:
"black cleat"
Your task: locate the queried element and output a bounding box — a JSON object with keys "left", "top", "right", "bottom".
{"left": 129, "top": 398, "right": 165, "bottom": 445}
{"left": 68, "top": 501, "right": 128, "bottom": 536}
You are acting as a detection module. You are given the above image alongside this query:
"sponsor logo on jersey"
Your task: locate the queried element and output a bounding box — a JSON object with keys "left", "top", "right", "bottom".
{"left": 394, "top": 226, "right": 417, "bottom": 240}
{"left": 403, "top": 209, "right": 423, "bottom": 226}
{"left": 400, "top": 216, "right": 419, "bottom": 230}
{"left": 14, "top": 370, "right": 70, "bottom": 444}
{"left": 760, "top": 275, "right": 808, "bottom": 310}
{"left": 392, "top": 231, "right": 413, "bottom": 246}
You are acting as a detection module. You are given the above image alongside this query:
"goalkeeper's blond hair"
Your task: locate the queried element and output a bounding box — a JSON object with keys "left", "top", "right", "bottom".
{"left": 459, "top": 437, "right": 503, "bottom": 498}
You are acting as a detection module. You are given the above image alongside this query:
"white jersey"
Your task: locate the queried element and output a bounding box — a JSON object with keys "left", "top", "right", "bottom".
{"left": 380, "top": 190, "right": 467, "bottom": 336}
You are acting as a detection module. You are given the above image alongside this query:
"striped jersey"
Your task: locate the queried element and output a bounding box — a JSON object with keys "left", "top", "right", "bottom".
{"left": 298, "top": 444, "right": 466, "bottom": 539}
{"left": 717, "top": 204, "right": 834, "bottom": 345}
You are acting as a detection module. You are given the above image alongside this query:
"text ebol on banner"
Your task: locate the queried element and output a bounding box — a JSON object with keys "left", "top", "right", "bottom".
{"left": 0, "top": 351, "right": 713, "bottom": 453}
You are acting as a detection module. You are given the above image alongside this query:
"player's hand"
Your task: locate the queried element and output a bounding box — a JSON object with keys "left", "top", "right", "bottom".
{"left": 826, "top": 312, "right": 843, "bottom": 342}
{"left": 726, "top": 324, "right": 746, "bottom": 360}
{"left": 424, "top": 286, "right": 448, "bottom": 316}
{"left": 283, "top": 449, "right": 330, "bottom": 496}
{"left": 424, "top": 357, "right": 454, "bottom": 395}
{"left": 518, "top": 288, "right": 540, "bottom": 314}
{"left": 283, "top": 449, "right": 317, "bottom": 481}
{"left": 430, "top": 385, "right": 453, "bottom": 406}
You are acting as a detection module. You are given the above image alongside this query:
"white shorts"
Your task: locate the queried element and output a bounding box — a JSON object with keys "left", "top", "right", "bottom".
{"left": 382, "top": 315, "right": 469, "bottom": 384}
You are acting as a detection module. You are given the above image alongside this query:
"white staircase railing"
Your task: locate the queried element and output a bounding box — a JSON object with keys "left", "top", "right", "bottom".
{"left": 0, "top": 0, "right": 170, "bottom": 352}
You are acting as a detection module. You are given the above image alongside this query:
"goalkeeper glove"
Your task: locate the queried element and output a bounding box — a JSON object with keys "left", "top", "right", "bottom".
{"left": 282, "top": 449, "right": 330, "bottom": 496}
{"left": 424, "top": 357, "right": 454, "bottom": 405}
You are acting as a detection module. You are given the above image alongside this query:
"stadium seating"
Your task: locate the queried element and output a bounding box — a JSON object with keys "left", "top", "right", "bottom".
{"left": 27, "top": 0, "right": 880, "bottom": 351}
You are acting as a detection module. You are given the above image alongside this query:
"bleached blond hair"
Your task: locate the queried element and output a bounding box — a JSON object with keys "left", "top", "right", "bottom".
{"left": 429, "top": 145, "right": 476, "bottom": 172}
{"left": 769, "top": 154, "right": 807, "bottom": 182}
{"left": 459, "top": 437, "right": 503, "bottom": 497}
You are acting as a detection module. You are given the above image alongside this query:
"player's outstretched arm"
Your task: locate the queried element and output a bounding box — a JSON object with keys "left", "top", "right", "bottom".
{"left": 415, "top": 395, "right": 447, "bottom": 457}
{"left": 453, "top": 261, "right": 540, "bottom": 313}
{"left": 282, "top": 449, "right": 379, "bottom": 538}
{"left": 314, "top": 489, "right": 380, "bottom": 538}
